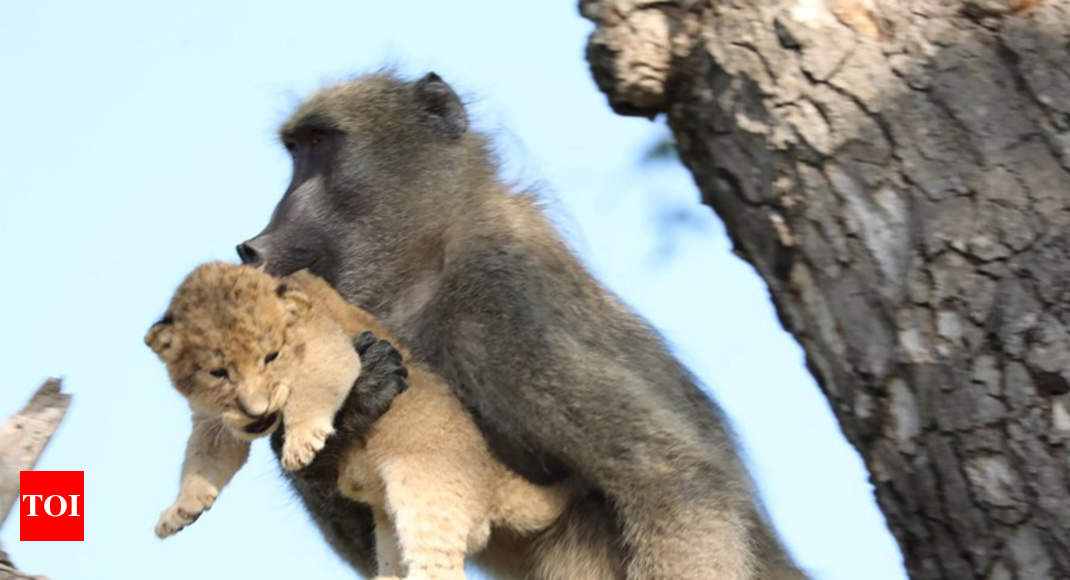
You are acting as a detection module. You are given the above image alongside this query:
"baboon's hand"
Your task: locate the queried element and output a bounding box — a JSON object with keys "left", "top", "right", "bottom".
{"left": 155, "top": 482, "right": 218, "bottom": 538}
{"left": 354, "top": 333, "right": 408, "bottom": 417}
{"left": 281, "top": 420, "right": 335, "bottom": 471}
{"left": 335, "top": 332, "right": 408, "bottom": 438}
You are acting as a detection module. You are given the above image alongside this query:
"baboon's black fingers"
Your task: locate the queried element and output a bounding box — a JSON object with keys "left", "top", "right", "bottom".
{"left": 354, "top": 331, "right": 377, "bottom": 355}
{"left": 345, "top": 336, "right": 410, "bottom": 428}
{"left": 362, "top": 339, "right": 403, "bottom": 366}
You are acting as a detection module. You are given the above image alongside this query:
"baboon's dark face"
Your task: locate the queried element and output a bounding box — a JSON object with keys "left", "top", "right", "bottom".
{"left": 238, "top": 73, "right": 469, "bottom": 293}
{"left": 238, "top": 126, "right": 347, "bottom": 281}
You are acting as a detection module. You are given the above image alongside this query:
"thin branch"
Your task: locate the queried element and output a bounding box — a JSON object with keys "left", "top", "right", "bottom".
{"left": 0, "top": 379, "right": 71, "bottom": 580}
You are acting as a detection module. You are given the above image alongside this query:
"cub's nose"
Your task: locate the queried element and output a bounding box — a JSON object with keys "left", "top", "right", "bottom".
{"left": 236, "top": 242, "right": 261, "bottom": 266}
{"left": 236, "top": 397, "right": 269, "bottom": 419}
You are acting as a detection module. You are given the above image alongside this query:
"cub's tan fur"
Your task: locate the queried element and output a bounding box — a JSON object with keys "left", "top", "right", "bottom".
{"left": 147, "top": 263, "right": 570, "bottom": 578}
{"left": 147, "top": 262, "right": 361, "bottom": 537}
{"left": 293, "top": 269, "right": 572, "bottom": 579}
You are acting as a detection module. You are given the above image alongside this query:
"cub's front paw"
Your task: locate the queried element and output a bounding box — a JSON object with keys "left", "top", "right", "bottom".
{"left": 155, "top": 488, "right": 217, "bottom": 538}
{"left": 281, "top": 422, "right": 334, "bottom": 471}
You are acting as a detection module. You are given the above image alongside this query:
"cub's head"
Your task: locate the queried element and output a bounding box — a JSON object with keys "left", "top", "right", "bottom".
{"left": 146, "top": 262, "right": 311, "bottom": 440}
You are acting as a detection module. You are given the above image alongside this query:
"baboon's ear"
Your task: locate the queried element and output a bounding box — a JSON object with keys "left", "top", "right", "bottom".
{"left": 145, "top": 314, "right": 183, "bottom": 362}
{"left": 415, "top": 72, "right": 468, "bottom": 139}
{"left": 276, "top": 283, "right": 311, "bottom": 324}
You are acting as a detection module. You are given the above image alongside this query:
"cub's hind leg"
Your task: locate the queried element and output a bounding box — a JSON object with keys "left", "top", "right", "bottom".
{"left": 373, "top": 508, "right": 404, "bottom": 578}
{"left": 492, "top": 468, "right": 571, "bottom": 534}
{"left": 378, "top": 458, "right": 478, "bottom": 580}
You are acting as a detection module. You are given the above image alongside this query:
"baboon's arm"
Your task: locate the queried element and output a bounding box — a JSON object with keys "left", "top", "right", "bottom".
{"left": 420, "top": 246, "right": 757, "bottom": 578}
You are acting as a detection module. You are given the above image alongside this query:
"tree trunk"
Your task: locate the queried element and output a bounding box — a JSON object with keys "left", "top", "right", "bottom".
{"left": 581, "top": 1, "right": 1070, "bottom": 578}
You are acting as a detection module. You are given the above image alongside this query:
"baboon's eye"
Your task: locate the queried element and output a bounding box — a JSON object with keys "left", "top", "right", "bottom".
{"left": 308, "top": 133, "right": 323, "bottom": 147}
{"left": 209, "top": 368, "right": 229, "bottom": 379}
{"left": 264, "top": 351, "right": 279, "bottom": 364}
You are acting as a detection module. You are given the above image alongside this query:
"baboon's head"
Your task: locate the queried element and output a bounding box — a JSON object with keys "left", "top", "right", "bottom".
{"left": 238, "top": 72, "right": 482, "bottom": 304}
{"left": 146, "top": 262, "right": 310, "bottom": 440}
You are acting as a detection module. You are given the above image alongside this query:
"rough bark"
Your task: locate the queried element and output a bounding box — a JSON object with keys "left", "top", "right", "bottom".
{"left": 0, "top": 379, "right": 70, "bottom": 580}
{"left": 582, "top": 1, "right": 1070, "bottom": 579}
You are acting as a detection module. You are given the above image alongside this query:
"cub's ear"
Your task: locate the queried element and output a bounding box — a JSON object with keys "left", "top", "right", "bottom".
{"left": 145, "top": 314, "right": 183, "bottom": 362}
{"left": 415, "top": 72, "right": 468, "bottom": 139}
{"left": 276, "top": 283, "right": 311, "bottom": 324}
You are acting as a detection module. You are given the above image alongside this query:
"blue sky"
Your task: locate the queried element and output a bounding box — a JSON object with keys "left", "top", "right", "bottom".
{"left": 0, "top": 1, "right": 905, "bottom": 578}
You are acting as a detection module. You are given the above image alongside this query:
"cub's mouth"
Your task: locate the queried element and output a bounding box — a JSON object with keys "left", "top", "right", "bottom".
{"left": 242, "top": 412, "right": 280, "bottom": 435}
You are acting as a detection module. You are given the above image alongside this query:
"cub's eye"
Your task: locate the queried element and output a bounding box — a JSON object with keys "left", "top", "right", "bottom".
{"left": 309, "top": 133, "right": 323, "bottom": 147}
{"left": 209, "top": 368, "right": 229, "bottom": 379}
{"left": 264, "top": 351, "right": 279, "bottom": 364}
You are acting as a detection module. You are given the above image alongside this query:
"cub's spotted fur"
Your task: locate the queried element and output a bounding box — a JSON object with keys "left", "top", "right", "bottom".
{"left": 147, "top": 263, "right": 570, "bottom": 578}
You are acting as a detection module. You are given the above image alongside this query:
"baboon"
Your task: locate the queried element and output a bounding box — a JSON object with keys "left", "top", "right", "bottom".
{"left": 238, "top": 71, "right": 805, "bottom": 579}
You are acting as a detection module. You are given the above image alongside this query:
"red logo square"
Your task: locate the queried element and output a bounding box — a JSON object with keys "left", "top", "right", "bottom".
{"left": 19, "top": 471, "right": 83, "bottom": 541}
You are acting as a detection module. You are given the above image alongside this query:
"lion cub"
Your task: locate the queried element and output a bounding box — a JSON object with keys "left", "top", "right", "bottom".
{"left": 147, "top": 262, "right": 570, "bottom": 579}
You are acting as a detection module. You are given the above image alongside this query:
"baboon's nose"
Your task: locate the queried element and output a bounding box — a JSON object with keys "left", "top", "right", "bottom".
{"left": 236, "top": 242, "right": 261, "bottom": 266}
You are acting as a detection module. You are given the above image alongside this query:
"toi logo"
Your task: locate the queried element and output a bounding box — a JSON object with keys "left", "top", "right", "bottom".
{"left": 19, "top": 471, "right": 83, "bottom": 541}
